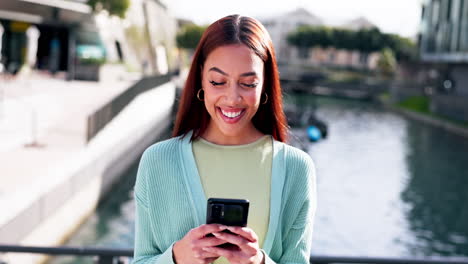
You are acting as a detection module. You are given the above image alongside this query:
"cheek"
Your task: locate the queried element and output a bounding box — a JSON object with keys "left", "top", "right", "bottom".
{"left": 203, "top": 88, "right": 220, "bottom": 110}
{"left": 245, "top": 89, "right": 262, "bottom": 106}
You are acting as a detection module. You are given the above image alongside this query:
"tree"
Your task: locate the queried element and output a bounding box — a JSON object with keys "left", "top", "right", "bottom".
{"left": 377, "top": 48, "right": 397, "bottom": 77}
{"left": 287, "top": 26, "right": 333, "bottom": 48}
{"left": 87, "top": 0, "right": 130, "bottom": 18}
{"left": 176, "top": 25, "right": 206, "bottom": 50}
{"left": 352, "top": 28, "right": 383, "bottom": 54}
{"left": 287, "top": 25, "right": 418, "bottom": 62}
{"left": 332, "top": 28, "right": 357, "bottom": 50}
{"left": 383, "top": 34, "right": 418, "bottom": 61}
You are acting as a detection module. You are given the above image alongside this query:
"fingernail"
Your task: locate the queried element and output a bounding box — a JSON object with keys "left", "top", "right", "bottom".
{"left": 212, "top": 232, "right": 221, "bottom": 237}
{"left": 220, "top": 225, "right": 228, "bottom": 230}
{"left": 203, "top": 247, "right": 211, "bottom": 251}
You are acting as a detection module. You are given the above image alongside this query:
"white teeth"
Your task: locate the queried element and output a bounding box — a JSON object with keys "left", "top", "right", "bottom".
{"left": 221, "top": 109, "right": 242, "bottom": 118}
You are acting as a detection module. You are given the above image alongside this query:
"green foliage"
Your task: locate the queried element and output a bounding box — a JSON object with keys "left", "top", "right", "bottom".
{"left": 87, "top": 0, "right": 130, "bottom": 18}
{"left": 396, "top": 96, "right": 468, "bottom": 127}
{"left": 326, "top": 70, "right": 366, "bottom": 83}
{"left": 287, "top": 26, "right": 333, "bottom": 48}
{"left": 332, "top": 28, "right": 357, "bottom": 50}
{"left": 397, "top": 96, "right": 430, "bottom": 113}
{"left": 377, "top": 48, "right": 397, "bottom": 76}
{"left": 176, "top": 25, "right": 207, "bottom": 50}
{"left": 287, "top": 26, "right": 418, "bottom": 62}
{"left": 378, "top": 91, "right": 391, "bottom": 102}
{"left": 382, "top": 33, "right": 418, "bottom": 61}
{"left": 356, "top": 28, "right": 384, "bottom": 53}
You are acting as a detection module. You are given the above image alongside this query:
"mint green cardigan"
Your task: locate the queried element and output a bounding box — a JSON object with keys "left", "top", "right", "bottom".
{"left": 132, "top": 133, "right": 317, "bottom": 264}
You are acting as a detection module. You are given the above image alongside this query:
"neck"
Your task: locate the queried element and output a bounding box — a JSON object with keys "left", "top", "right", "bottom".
{"left": 201, "top": 124, "right": 264, "bottom": 146}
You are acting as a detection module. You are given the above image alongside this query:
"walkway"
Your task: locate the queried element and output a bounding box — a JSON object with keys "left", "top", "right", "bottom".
{"left": 0, "top": 68, "right": 136, "bottom": 223}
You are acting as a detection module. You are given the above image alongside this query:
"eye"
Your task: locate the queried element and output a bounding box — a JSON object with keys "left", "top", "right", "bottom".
{"left": 241, "top": 83, "right": 258, "bottom": 88}
{"left": 210, "top": 80, "right": 225, "bottom": 86}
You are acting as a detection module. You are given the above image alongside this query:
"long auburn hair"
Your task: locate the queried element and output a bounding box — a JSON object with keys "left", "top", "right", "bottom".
{"left": 172, "top": 14, "right": 289, "bottom": 142}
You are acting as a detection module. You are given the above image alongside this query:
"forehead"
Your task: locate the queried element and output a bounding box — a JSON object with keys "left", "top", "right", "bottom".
{"left": 204, "top": 44, "right": 264, "bottom": 74}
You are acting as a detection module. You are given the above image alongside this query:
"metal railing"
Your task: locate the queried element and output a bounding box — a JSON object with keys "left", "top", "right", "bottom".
{"left": 86, "top": 70, "right": 178, "bottom": 142}
{"left": 0, "top": 244, "right": 132, "bottom": 264}
{"left": 2, "top": 244, "right": 468, "bottom": 264}
{"left": 310, "top": 255, "right": 468, "bottom": 264}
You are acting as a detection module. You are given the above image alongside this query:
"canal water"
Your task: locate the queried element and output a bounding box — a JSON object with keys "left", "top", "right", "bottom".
{"left": 49, "top": 94, "right": 468, "bottom": 263}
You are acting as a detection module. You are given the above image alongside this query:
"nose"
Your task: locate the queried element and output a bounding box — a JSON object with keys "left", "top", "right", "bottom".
{"left": 225, "top": 83, "right": 242, "bottom": 104}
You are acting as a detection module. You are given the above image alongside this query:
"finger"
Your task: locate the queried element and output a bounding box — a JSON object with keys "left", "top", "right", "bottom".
{"left": 198, "top": 236, "right": 227, "bottom": 247}
{"left": 203, "top": 246, "right": 236, "bottom": 260}
{"left": 226, "top": 226, "right": 258, "bottom": 242}
{"left": 195, "top": 249, "right": 220, "bottom": 259}
{"left": 205, "top": 257, "right": 219, "bottom": 263}
{"left": 191, "top": 224, "right": 228, "bottom": 239}
{"left": 211, "top": 232, "right": 256, "bottom": 254}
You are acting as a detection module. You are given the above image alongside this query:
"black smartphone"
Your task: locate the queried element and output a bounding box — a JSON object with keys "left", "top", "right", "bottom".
{"left": 206, "top": 198, "right": 249, "bottom": 249}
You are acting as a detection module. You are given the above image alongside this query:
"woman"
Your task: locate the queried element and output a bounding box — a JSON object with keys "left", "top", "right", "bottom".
{"left": 133, "top": 15, "right": 316, "bottom": 264}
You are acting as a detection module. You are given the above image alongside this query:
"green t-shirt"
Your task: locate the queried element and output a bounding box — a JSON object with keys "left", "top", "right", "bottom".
{"left": 193, "top": 135, "right": 273, "bottom": 262}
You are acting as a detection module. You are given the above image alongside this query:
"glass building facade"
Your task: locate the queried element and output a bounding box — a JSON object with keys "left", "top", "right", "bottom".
{"left": 420, "top": 0, "right": 468, "bottom": 61}
{"left": 419, "top": 0, "right": 468, "bottom": 122}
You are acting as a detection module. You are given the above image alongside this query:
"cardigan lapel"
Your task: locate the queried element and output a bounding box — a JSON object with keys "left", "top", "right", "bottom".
{"left": 262, "top": 140, "right": 285, "bottom": 253}
{"left": 179, "top": 133, "right": 207, "bottom": 227}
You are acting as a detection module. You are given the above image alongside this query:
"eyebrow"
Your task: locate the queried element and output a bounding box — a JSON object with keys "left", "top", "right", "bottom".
{"left": 208, "top": 67, "right": 257, "bottom": 77}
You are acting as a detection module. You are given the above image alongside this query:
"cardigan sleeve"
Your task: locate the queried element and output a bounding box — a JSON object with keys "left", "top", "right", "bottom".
{"left": 132, "top": 149, "right": 176, "bottom": 264}
{"left": 132, "top": 197, "right": 176, "bottom": 264}
{"left": 265, "top": 148, "right": 317, "bottom": 264}
{"left": 263, "top": 198, "right": 316, "bottom": 264}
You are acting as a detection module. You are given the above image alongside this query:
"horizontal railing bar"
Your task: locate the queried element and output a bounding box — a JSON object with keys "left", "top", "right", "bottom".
{"left": 1, "top": 245, "right": 468, "bottom": 264}
{"left": 310, "top": 255, "right": 468, "bottom": 264}
{"left": 0, "top": 245, "right": 133, "bottom": 257}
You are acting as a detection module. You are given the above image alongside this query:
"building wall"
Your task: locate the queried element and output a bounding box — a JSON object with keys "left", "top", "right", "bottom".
{"left": 420, "top": 0, "right": 468, "bottom": 122}
{"left": 262, "top": 9, "right": 323, "bottom": 63}
{"left": 143, "top": 0, "right": 178, "bottom": 74}
{"left": 421, "top": 0, "right": 468, "bottom": 57}
{"left": 433, "top": 63, "right": 468, "bottom": 120}
{"left": 92, "top": 0, "right": 177, "bottom": 76}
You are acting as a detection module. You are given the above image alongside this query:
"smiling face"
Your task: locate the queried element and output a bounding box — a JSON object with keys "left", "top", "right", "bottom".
{"left": 201, "top": 44, "right": 265, "bottom": 145}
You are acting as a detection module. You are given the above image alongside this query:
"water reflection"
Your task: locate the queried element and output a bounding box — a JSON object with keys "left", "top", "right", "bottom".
{"left": 287, "top": 95, "right": 412, "bottom": 257}
{"left": 286, "top": 94, "right": 468, "bottom": 257}
{"left": 48, "top": 162, "right": 138, "bottom": 264}
{"left": 402, "top": 122, "right": 468, "bottom": 256}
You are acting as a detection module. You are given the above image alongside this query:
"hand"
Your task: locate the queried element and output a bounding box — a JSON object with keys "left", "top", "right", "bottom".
{"left": 173, "top": 224, "right": 228, "bottom": 264}
{"left": 202, "top": 226, "right": 264, "bottom": 264}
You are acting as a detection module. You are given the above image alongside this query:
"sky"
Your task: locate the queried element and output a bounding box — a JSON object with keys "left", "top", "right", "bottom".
{"left": 164, "top": 0, "right": 423, "bottom": 38}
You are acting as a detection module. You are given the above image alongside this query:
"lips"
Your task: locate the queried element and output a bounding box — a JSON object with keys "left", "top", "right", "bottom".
{"left": 217, "top": 107, "right": 245, "bottom": 123}
{"left": 221, "top": 109, "right": 242, "bottom": 118}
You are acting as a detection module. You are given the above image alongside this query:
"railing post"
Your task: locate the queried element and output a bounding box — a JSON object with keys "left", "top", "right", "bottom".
{"left": 94, "top": 255, "right": 114, "bottom": 264}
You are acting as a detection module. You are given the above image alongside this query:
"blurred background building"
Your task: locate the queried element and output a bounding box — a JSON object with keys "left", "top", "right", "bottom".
{"left": 419, "top": 0, "right": 468, "bottom": 122}
{"left": 262, "top": 8, "right": 324, "bottom": 64}
{"left": 262, "top": 8, "right": 380, "bottom": 70}
{"left": 0, "top": 0, "right": 178, "bottom": 81}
